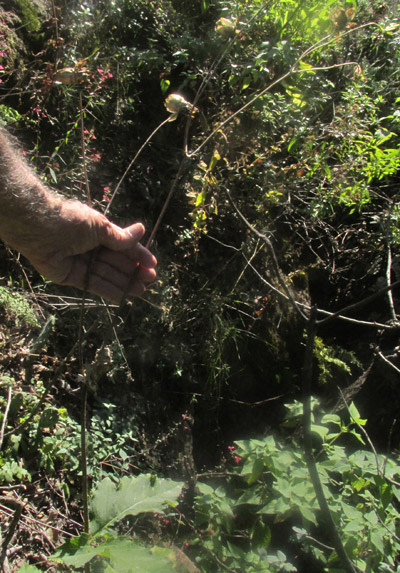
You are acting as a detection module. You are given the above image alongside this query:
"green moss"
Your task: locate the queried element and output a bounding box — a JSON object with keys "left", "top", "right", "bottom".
{"left": 13, "top": 0, "right": 41, "bottom": 33}
{"left": 0, "top": 286, "right": 39, "bottom": 327}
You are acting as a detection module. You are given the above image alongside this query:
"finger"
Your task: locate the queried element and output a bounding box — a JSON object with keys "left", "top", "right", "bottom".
{"left": 96, "top": 246, "right": 157, "bottom": 274}
{"left": 62, "top": 257, "right": 149, "bottom": 303}
{"left": 123, "top": 242, "right": 157, "bottom": 268}
{"left": 87, "top": 273, "right": 147, "bottom": 303}
{"left": 99, "top": 220, "right": 146, "bottom": 251}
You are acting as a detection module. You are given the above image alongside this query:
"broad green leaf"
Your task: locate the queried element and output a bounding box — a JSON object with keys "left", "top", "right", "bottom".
{"left": 251, "top": 520, "right": 271, "bottom": 547}
{"left": 53, "top": 538, "right": 176, "bottom": 572}
{"left": 311, "top": 423, "right": 329, "bottom": 439}
{"left": 247, "top": 457, "right": 265, "bottom": 485}
{"left": 197, "top": 482, "right": 215, "bottom": 496}
{"left": 298, "top": 504, "right": 317, "bottom": 525}
{"left": 16, "top": 566, "right": 42, "bottom": 573}
{"left": 321, "top": 414, "right": 341, "bottom": 426}
{"left": 370, "top": 529, "right": 385, "bottom": 555}
{"left": 258, "top": 496, "right": 291, "bottom": 516}
{"left": 90, "top": 474, "right": 183, "bottom": 533}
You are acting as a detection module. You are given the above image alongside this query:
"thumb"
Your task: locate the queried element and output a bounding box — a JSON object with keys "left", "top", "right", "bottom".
{"left": 100, "top": 220, "right": 145, "bottom": 251}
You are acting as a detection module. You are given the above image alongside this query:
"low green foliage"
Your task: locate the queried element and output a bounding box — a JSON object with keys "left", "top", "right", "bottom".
{"left": 188, "top": 400, "right": 400, "bottom": 572}
{"left": 51, "top": 475, "right": 183, "bottom": 572}
{"left": 1, "top": 0, "right": 400, "bottom": 570}
{"left": 53, "top": 537, "right": 178, "bottom": 572}
{"left": 90, "top": 474, "right": 183, "bottom": 533}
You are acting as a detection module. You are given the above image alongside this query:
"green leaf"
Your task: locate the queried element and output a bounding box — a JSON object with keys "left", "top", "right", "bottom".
{"left": 39, "top": 407, "right": 59, "bottom": 429}
{"left": 288, "top": 137, "right": 297, "bottom": 152}
{"left": 16, "top": 566, "right": 42, "bottom": 573}
{"left": 311, "top": 423, "right": 329, "bottom": 439}
{"left": 90, "top": 474, "right": 183, "bottom": 533}
{"left": 201, "top": 0, "right": 209, "bottom": 13}
{"left": 298, "top": 504, "right": 317, "bottom": 525}
{"left": 49, "top": 167, "right": 58, "bottom": 183}
{"left": 53, "top": 537, "right": 177, "bottom": 571}
{"left": 160, "top": 78, "right": 170, "bottom": 95}
{"left": 321, "top": 414, "right": 341, "bottom": 426}
{"left": 348, "top": 402, "right": 367, "bottom": 425}
{"left": 370, "top": 529, "right": 385, "bottom": 555}
{"left": 247, "top": 457, "right": 265, "bottom": 485}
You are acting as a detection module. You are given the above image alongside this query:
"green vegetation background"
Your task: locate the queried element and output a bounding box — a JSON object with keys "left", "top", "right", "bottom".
{"left": 0, "top": 0, "right": 400, "bottom": 571}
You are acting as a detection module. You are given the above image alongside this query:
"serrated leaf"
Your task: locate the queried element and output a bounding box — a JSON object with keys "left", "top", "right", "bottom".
{"left": 90, "top": 474, "right": 183, "bottom": 533}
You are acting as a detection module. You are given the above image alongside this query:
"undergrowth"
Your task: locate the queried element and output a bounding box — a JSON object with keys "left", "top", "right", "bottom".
{"left": 0, "top": 0, "right": 399, "bottom": 571}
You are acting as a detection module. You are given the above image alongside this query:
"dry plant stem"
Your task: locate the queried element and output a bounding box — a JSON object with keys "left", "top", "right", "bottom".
{"left": 0, "top": 502, "right": 76, "bottom": 538}
{"left": 77, "top": 96, "right": 93, "bottom": 540}
{"left": 377, "top": 350, "right": 400, "bottom": 376}
{"left": 302, "top": 307, "right": 357, "bottom": 573}
{"left": 317, "top": 279, "right": 400, "bottom": 326}
{"left": 186, "top": 32, "right": 334, "bottom": 158}
{"left": 0, "top": 497, "right": 24, "bottom": 570}
{"left": 104, "top": 115, "right": 173, "bottom": 216}
{"left": 145, "top": 157, "right": 189, "bottom": 249}
{"left": 224, "top": 187, "right": 308, "bottom": 321}
{"left": 79, "top": 92, "right": 92, "bottom": 206}
{"left": 80, "top": 382, "right": 89, "bottom": 536}
{"left": 386, "top": 244, "right": 396, "bottom": 320}
{"left": 111, "top": 156, "right": 189, "bottom": 317}
{"left": 244, "top": 254, "right": 397, "bottom": 330}
{"left": 0, "top": 385, "right": 12, "bottom": 452}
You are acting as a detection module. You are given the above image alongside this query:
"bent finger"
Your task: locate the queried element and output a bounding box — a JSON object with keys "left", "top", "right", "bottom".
{"left": 99, "top": 220, "right": 146, "bottom": 251}
{"left": 96, "top": 247, "right": 157, "bottom": 275}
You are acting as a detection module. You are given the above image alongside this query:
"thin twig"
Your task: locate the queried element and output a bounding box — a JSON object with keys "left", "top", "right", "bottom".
{"left": 186, "top": 23, "right": 379, "bottom": 159}
{"left": 0, "top": 502, "right": 76, "bottom": 537}
{"left": 104, "top": 115, "right": 173, "bottom": 216}
{"left": 224, "top": 188, "right": 308, "bottom": 321}
{"left": 0, "top": 498, "right": 24, "bottom": 570}
{"left": 386, "top": 244, "right": 396, "bottom": 320}
{"left": 230, "top": 240, "right": 263, "bottom": 294}
{"left": 183, "top": 1, "right": 271, "bottom": 155}
{"left": 317, "top": 280, "right": 400, "bottom": 326}
{"left": 79, "top": 92, "right": 91, "bottom": 207}
{"left": 78, "top": 91, "right": 93, "bottom": 541}
{"left": 377, "top": 351, "right": 400, "bottom": 376}
{"left": 244, "top": 254, "right": 396, "bottom": 330}
{"left": 385, "top": 204, "right": 397, "bottom": 321}
{"left": 0, "top": 384, "right": 12, "bottom": 452}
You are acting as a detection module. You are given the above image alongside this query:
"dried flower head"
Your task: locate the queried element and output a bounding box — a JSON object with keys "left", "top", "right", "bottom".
{"left": 164, "top": 94, "right": 198, "bottom": 121}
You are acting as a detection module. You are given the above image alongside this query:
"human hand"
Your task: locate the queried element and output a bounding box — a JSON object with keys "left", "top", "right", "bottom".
{"left": 24, "top": 200, "right": 157, "bottom": 303}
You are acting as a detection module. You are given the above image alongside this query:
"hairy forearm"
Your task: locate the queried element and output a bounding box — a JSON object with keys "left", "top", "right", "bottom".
{"left": 0, "top": 128, "right": 63, "bottom": 254}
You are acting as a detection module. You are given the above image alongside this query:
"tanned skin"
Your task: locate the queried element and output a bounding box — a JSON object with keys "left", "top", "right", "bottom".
{"left": 0, "top": 128, "right": 157, "bottom": 303}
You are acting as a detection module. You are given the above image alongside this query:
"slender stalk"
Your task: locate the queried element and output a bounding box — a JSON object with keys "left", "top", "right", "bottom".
{"left": 78, "top": 91, "right": 92, "bottom": 542}
{"left": 0, "top": 385, "right": 12, "bottom": 452}
{"left": 80, "top": 383, "right": 89, "bottom": 535}
{"left": 104, "top": 116, "right": 173, "bottom": 216}
{"left": 0, "top": 498, "right": 24, "bottom": 570}
{"left": 302, "top": 307, "right": 357, "bottom": 573}
{"left": 79, "top": 92, "right": 91, "bottom": 207}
